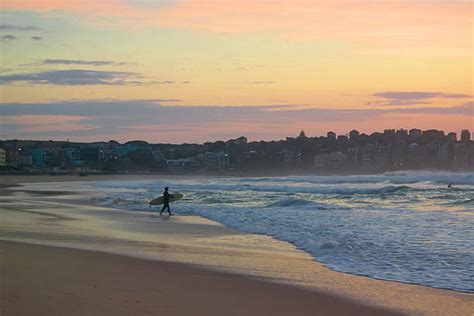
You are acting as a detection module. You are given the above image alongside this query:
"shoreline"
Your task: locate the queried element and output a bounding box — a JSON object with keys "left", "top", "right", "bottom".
{"left": 1, "top": 176, "right": 473, "bottom": 315}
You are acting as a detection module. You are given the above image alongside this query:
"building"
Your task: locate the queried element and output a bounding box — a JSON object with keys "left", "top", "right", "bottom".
{"left": 327, "top": 131, "right": 336, "bottom": 141}
{"left": 373, "top": 142, "right": 390, "bottom": 168}
{"left": 0, "top": 148, "right": 6, "bottom": 167}
{"left": 337, "top": 135, "right": 349, "bottom": 142}
{"left": 20, "top": 149, "right": 33, "bottom": 166}
{"left": 98, "top": 146, "right": 113, "bottom": 161}
{"left": 409, "top": 129, "right": 422, "bottom": 138}
{"left": 227, "top": 136, "right": 248, "bottom": 146}
{"left": 112, "top": 145, "right": 131, "bottom": 160}
{"left": 6, "top": 148, "right": 21, "bottom": 166}
{"left": 166, "top": 158, "right": 201, "bottom": 172}
{"left": 461, "top": 129, "right": 471, "bottom": 142}
{"left": 360, "top": 143, "right": 375, "bottom": 166}
{"left": 81, "top": 147, "right": 100, "bottom": 162}
{"left": 447, "top": 132, "right": 457, "bottom": 143}
{"left": 273, "top": 150, "right": 294, "bottom": 163}
{"left": 453, "top": 143, "right": 469, "bottom": 169}
{"left": 152, "top": 150, "right": 166, "bottom": 162}
{"left": 349, "top": 130, "right": 360, "bottom": 141}
{"left": 407, "top": 143, "right": 421, "bottom": 167}
{"left": 31, "top": 148, "right": 45, "bottom": 167}
{"left": 396, "top": 129, "right": 408, "bottom": 138}
{"left": 469, "top": 142, "right": 474, "bottom": 168}
{"left": 437, "top": 143, "right": 449, "bottom": 164}
{"left": 64, "top": 148, "right": 82, "bottom": 166}
{"left": 205, "top": 151, "right": 230, "bottom": 170}
{"left": 422, "top": 129, "right": 444, "bottom": 141}
{"left": 44, "top": 148, "right": 62, "bottom": 167}
{"left": 297, "top": 130, "right": 308, "bottom": 140}
{"left": 314, "top": 152, "right": 348, "bottom": 169}
{"left": 384, "top": 129, "right": 396, "bottom": 139}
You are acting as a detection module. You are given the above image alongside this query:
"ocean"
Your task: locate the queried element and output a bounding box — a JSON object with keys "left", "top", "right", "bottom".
{"left": 91, "top": 171, "right": 474, "bottom": 293}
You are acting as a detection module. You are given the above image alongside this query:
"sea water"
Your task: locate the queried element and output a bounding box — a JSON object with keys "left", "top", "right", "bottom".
{"left": 91, "top": 171, "right": 474, "bottom": 293}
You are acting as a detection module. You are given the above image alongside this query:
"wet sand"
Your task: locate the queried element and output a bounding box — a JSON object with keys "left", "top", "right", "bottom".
{"left": 1, "top": 241, "right": 400, "bottom": 316}
{"left": 1, "top": 175, "right": 473, "bottom": 315}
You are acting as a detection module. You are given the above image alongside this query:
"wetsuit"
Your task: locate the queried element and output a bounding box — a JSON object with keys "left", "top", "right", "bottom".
{"left": 160, "top": 191, "right": 172, "bottom": 215}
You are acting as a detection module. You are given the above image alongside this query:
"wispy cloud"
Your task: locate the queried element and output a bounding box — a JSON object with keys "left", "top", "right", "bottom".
{"left": 370, "top": 91, "right": 472, "bottom": 106}
{"left": 1, "top": 99, "right": 471, "bottom": 127}
{"left": 39, "top": 59, "right": 130, "bottom": 66}
{"left": 2, "top": 1, "right": 470, "bottom": 55}
{"left": 0, "top": 24, "right": 42, "bottom": 32}
{"left": 244, "top": 81, "right": 276, "bottom": 84}
{"left": 1, "top": 100, "right": 471, "bottom": 142}
{"left": 0, "top": 69, "right": 153, "bottom": 86}
{"left": 1, "top": 34, "right": 17, "bottom": 41}
{"left": 374, "top": 91, "right": 471, "bottom": 100}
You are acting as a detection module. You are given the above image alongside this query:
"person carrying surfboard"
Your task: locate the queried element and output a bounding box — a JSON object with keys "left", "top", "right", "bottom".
{"left": 160, "top": 187, "right": 173, "bottom": 216}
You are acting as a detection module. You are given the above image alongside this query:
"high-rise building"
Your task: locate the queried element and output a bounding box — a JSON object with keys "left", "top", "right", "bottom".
{"left": 396, "top": 129, "right": 408, "bottom": 138}
{"left": 349, "top": 130, "right": 360, "bottom": 141}
{"left": 409, "top": 128, "right": 422, "bottom": 138}
{"left": 447, "top": 132, "right": 457, "bottom": 143}
{"left": 327, "top": 131, "right": 336, "bottom": 141}
{"left": 461, "top": 129, "right": 471, "bottom": 142}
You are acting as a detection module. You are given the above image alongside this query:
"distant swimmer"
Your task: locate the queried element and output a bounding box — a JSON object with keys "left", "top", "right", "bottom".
{"left": 448, "top": 183, "right": 453, "bottom": 189}
{"left": 160, "top": 187, "right": 173, "bottom": 216}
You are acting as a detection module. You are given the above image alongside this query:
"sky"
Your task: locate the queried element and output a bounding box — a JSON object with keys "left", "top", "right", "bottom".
{"left": 0, "top": 0, "right": 472, "bottom": 143}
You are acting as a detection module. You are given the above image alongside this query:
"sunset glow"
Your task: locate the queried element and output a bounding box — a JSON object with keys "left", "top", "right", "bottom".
{"left": 1, "top": 0, "right": 472, "bottom": 142}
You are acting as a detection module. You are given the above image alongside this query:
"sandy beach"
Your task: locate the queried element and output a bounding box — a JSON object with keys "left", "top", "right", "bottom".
{"left": 2, "top": 241, "right": 399, "bottom": 316}
{"left": 1, "top": 175, "right": 473, "bottom": 315}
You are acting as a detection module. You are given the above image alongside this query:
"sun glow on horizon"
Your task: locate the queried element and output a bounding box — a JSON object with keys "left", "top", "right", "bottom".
{"left": 0, "top": 0, "right": 472, "bottom": 142}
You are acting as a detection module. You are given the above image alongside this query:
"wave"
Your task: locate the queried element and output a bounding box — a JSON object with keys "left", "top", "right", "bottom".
{"left": 447, "top": 198, "right": 474, "bottom": 206}
{"left": 132, "top": 181, "right": 415, "bottom": 196}
{"left": 234, "top": 171, "right": 474, "bottom": 186}
{"left": 265, "top": 197, "right": 336, "bottom": 208}
{"left": 90, "top": 174, "right": 474, "bottom": 293}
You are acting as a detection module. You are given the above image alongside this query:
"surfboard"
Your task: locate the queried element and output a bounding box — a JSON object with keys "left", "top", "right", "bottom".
{"left": 149, "top": 193, "right": 183, "bottom": 206}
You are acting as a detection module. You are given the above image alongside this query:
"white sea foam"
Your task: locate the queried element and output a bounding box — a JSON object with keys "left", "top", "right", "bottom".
{"left": 92, "top": 171, "right": 474, "bottom": 292}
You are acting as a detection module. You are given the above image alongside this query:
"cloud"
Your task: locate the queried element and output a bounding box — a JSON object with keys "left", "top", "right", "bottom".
{"left": 367, "top": 100, "right": 433, "bottom": 106}
{"left": 244, "top": 81, "right": 276, "bottom": 84}
{"left": 31, "top": 36, "right": 42, "bottom": 41}
{"left": 0, "top": 100, "right": 471, "bottom": 142}
{"left": 1, "top": 34, "right": 17, "bottom": 41}
{"left": 370, "top": 91, "right": 472, "bottom": 106}
{"left": 0, "top": 115, "right": 95, "bottom": 133}
{"left": 1, "top": 1, "right": 470, "bottom": 55}
{"left": 373, "top": 91, "right": 471, "bottom": 100}
{"left": 0, "top": 24, "right": 42, "bottom": 32}
{"left": 1, "top": 99, "right": 471, "bottom": 123}
{"left": 0, "top": 69, "right": 150, "bottom": 85}
{"left": 153, "top": 80, "right": 174, "bottom": 84}
{"left": 392, "top": 101, "right": 473, "bottom": 116}
{"left": 39, "top": 59, "right": 129, "bottom": 66}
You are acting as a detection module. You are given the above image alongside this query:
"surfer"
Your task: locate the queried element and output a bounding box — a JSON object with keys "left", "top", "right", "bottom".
{"left": 160, "top": 187, "right": 173, "bottom": 216}
{"left": 448, "top": 183, "right": 453, "bottom": 189}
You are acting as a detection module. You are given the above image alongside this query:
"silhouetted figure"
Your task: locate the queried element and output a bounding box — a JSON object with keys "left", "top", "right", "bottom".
{"left": 448, "top": 183, "right": 452, "bottom": 189}
{"left": 160, "top": 187, "right": 173, "bottom": 215}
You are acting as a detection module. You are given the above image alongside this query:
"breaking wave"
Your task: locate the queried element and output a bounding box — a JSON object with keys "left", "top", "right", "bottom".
{"left": 92, "top": 171, "right": 474, "bottom": 292}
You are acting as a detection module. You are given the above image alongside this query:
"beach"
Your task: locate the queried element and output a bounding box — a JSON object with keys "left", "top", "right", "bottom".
{"left": 2, "top": 241, "right": 398, "bottom": 316}
{"left": 1, "top": 175, "right": 473, "bottom": 315}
